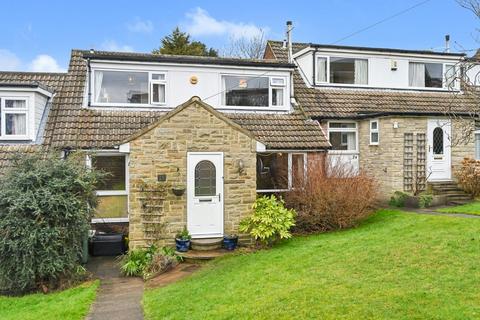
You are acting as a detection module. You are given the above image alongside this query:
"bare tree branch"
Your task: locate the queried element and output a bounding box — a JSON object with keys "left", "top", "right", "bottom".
{"left": 222, "top": 30, "right": 267, "bottom": 59}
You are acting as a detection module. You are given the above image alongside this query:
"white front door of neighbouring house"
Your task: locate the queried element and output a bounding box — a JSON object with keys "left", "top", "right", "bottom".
{"left": 187, "top": 152, "right": 224, "bottom": 238}
{"left": 427, "top": 119, "right": 451, "bottom": 181}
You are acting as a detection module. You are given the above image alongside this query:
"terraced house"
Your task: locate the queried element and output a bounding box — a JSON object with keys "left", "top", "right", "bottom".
{"left": 0, "top": 27, "right": 478, "bottom": 247}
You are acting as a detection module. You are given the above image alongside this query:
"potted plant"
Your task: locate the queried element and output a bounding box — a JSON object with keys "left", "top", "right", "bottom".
{"left": 175, "top": 227, "right": 191, "bottom": 252}
{"left": 223, "top": 234, "right": 239, "bottom": 251}
{"left": 171, "top": 185, "right": 186, "bottom": 196}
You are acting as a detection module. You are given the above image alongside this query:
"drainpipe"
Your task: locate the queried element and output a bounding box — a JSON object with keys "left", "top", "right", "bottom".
{"left": 312, "top": 47, "right": 318, "bottom": 86}
{"left": 87, "top": 51, "right": 93, "bottom": 107}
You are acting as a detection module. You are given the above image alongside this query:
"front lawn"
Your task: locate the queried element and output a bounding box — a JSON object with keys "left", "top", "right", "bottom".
{"left": 0, "top": 280, "right": 99, "bottom": 320}
{"left": 144, "top": 210, "right": 480, "bottom": 319}
{"left": 437, "top": 201, "right": 480, "bottom": 216}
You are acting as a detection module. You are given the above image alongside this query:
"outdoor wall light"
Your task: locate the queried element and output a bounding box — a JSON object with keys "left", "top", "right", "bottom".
{"left": 237, "top": 159, "right": 245, "bottom": 174}
{"left": 393, "top": 121, "right": 399, "bottom": 129}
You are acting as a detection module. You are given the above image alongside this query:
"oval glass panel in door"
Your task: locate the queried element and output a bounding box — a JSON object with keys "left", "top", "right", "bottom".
{"left": 195, "top": 160, "right": 216, "bottom": 196}
{"left": 433, "top": 127, "right": 444, "bottom": 155}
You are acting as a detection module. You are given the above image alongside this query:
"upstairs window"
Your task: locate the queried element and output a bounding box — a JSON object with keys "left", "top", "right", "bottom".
{"left": 0, "top": 98, "right": 28, "bottom": 138}
{"left": 222, "top": 75, "right": 286, "bottom": 108}
{"left": 330, "top": 57, "right": 368, "bottom": 85}
{"left": 444, "top": 64, "right": 457, "bottom": 89}
{"left": 94, "top": 70, "right": 149, "bottom": 104}
{"left": 151, "top": 73, "right": 167, "bottom": 104}
{"left": 409, "top": 62, "right": 443, "bottom": 88}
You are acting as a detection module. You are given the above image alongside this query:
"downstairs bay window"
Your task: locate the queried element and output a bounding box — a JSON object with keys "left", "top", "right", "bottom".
{"left": 256, "top": 153, "right": 307, "bottom": 192}
{"left": 89, "top": 154, "right": 128, "bottom": 222}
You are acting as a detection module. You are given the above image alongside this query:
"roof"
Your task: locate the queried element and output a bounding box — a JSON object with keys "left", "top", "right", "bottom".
{"left": 266, "top": 40, "right": 465, "bottom": 63}
{"left": 293, "top": 71, "right": 478, "bottom": 118}
{"left": 41, "top": 50, "right": 327, "bottom": 150}
{"left": 0, "top": 145, "right": 46, "bottom": 172}
{"left": 83, "top": 49, "right": 295, "bottom": 69}
{"left": 0, "top": 71, "right": 66, "bottom": 93}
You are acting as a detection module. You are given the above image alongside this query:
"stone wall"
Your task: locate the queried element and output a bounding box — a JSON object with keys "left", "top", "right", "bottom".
{"left": 127, "top": 101, "right": 258, "bottom": 249}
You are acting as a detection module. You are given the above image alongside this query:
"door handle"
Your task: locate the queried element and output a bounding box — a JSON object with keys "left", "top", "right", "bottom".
{"left": 218, "top": 193, "right": 221, "bottom": 202}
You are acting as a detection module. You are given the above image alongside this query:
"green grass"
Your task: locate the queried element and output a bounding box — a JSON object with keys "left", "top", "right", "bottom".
{"left": 144, "top": 210, "right": 480, "bottom": 320}
{"left": 0, "top": 280, "right": 99, "bottom": 320}
{"left": 437, "top": 201, "right": 480, "bottom": 215}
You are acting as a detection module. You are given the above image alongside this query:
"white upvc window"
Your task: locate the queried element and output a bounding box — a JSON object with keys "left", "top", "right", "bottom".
{"left": 328, "top": 121, "right": 358, "bottom": 153}
{"left": 444, "top": 64, "right": 458, "bottom": 90}
{"left": 370, "top": 119, "right": 379, "bottom": 145}
{"left": 0, "top": 97, "right": 29, "bottom": 139}
{"left": 150, "top": 73, "right": 167, "bottom": 105}
{"left": 409, "top": 62, "right": 459, "bottom": 90}
{"left": 87, "top": 153, "right": 129, "bottom": 223}
{"left": 256, "top": 152, "right": 307, "bottom": 192}
{"left": 221, "top": 75, "right": 287, "bottom": 109}
{"left": 92, "top": 69, "right": 168, "bottom": 107}
{"left": 315, "top": 56, "right": 329, "bottom": 83}
{"left": 475, "top": 121, "right": 480, "bottom": 160}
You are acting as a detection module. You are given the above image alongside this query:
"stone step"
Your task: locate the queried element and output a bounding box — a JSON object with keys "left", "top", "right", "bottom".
{"left": 448, "top": 200, "right": 472, "bottom": 205}
{"left": 176, "top": 249, "right": 230, "bottom": 263}
{"left": 190, "top": 238, "right": 223, "bottom": 251}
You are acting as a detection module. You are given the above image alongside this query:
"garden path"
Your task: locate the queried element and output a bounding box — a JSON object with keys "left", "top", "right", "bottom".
{"left": 86, "top": 256, "right": 144, "bottom": 320}
{"left": 405, "top": 208, "right": 480, "bottom": 219}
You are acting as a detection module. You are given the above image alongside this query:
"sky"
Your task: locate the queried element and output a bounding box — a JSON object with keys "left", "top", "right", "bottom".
{"left": 0, "top": 0, "right": 478, "bottom": 72}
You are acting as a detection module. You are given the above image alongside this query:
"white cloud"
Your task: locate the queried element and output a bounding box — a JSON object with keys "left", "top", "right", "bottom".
{"left": 29, "top": 54, "right": 64, "bottom": 72}
{"left": 0, "top": 49, "right": 64, "bottom": 72}
{"left": 184, "top": 7, "right": 268, "bottom": 40}
{"left": 100, "top": 40, "right": 134, "bottom": 52}
{"left": 127, "top": 18, "right": 154, "bottom": 33}
{"left": 0, "top": 49, "right": 22, "bottom": 71}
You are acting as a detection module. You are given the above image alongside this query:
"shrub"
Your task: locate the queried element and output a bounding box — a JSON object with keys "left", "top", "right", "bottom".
{"left": 285, "top": 160, "right": 377, "bottom": 234}
{"left": 389, "top": 191, "right": 409, "bottom": 207}
{"left": 418, "top": 192, "right": 433, "bottom": 208}
{"left": 119, "top": 245, "right": 179, "bottom": 280}
{"left": 0, "top": 152, "right": 101, "bottom": 295}
{"left": 239, "top": 195, "right": 296, "bottom": 246}
{"left": 455, "top": 158, "right": 480, "bottom": 197}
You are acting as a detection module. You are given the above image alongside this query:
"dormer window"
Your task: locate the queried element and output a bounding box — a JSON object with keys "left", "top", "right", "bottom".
{"left": 409, "top": 62, "right": 443, "bottom": 88}
{"left": 0, "top": 98, "right": 28, "bottom": 138}
{"left": 221, "top": 75, "right": 286, "bottom": 108}
{"left": 316, "top": 56, "right": 368, "bottom": 85}
{"left": 93, "top": 70, "right": 167, "bottom": 106}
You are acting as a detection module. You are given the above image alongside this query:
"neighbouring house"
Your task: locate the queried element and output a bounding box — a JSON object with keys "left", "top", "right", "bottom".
{"left": 0, "top": 50, "right": 329, "bottom": 248}
{"left": 265, "top": 25, "right": 480, "bottom": 201}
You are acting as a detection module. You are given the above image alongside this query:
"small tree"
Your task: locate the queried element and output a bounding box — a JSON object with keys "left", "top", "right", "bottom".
{"left": 152, "top": 27, "right": 218, "bottom": 57}
{"left": 0, "top": 152, "right": 102, "bottom": 295}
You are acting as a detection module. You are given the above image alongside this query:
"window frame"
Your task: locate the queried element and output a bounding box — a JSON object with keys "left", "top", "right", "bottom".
{"left": 328, "top": 121, "right": 359, "bottom": 154}
{"left": 0, "top": 96, "right": 29, "bottom": 140}
{"left": 220, "top": 74, "right": 287, "bottom": 110}
{"left": 369, "top": 119, "right": 379, "bottom": 145}
{"left": 91, "top": 68, "right": 167, "bottom": 108}
{"left": 408, "top": 61, "right": 459, "bottom": 90}
{"left": 150, "top": 72, "right": 167, "bottom": 105}
{"left": 475, "top": 129, "right": 480, "bottom": 160}
{"left": 315, "top": 55, "right": 330, "bottom": 84}
{"left": 256, "top": 152, "right": 307, "bottom": 193}
{"left": 87, "top": 153, "right": 129, "bottom": 223}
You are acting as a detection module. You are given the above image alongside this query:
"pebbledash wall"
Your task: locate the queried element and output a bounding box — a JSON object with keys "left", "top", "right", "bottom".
{"left": 357, "top": 117, "right": 475, "bottom": 200}
{"left": 127, "top": 100, "right": 258, "bottom": 249}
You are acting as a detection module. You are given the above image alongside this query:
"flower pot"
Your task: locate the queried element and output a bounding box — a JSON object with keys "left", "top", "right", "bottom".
{"left": 172, "top": 187, "right": 186, "bottom": 196}
{"left": 223, "top": 235, "right": 238, "bottom": 251}
{"left": 175, "top": 238, "right": 190, "bottom": 252}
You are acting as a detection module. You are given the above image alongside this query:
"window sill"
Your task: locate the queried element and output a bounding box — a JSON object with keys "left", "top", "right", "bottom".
{"left": 92, "top": 217, "right": 129, "bottom": 223}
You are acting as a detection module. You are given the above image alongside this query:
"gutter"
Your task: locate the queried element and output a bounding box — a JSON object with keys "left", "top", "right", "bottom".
{"left": 312, "top": 110, "right": 476, "bottom": 120}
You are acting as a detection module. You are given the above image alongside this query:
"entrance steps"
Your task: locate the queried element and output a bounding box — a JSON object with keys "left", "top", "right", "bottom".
{"left": 428, "top": 181, "right": 472, "bottom": 204}
{"left": 190, "top": 238, "right": 223, "bottom": 251}
{"left": 176, "top": 238, "right": 228, "bottom": 263}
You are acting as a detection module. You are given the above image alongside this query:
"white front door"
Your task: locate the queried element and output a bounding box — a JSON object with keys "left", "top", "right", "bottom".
{"left": 187, "top": 152, "right": 224, "bottom": 238}
{"left": 427, "top": 119, "right": 451, "bottom": 181}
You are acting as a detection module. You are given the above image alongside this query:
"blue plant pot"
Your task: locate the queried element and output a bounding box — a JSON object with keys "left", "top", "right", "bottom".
{"left": 223, "top": 236, "right": 238, "bottom": 251}
{"left": 175, "top": 238, "right": 190, "bottom": 252}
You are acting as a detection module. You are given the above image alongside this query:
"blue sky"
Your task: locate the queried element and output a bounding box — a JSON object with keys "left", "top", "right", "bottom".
{"left": 0, "top": 0, "right": 478, "bottom": 72}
